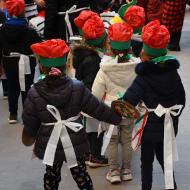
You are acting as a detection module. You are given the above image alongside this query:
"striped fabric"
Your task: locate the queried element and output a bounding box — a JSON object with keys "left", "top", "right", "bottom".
{"left": 162, "top": 0, "right": 186, "bottom": 33}
{"left": 29, "top": 15, "right": 45, "bottom": 38}
{"left": 25, "top": 3, "right": 38, "bottom": 18}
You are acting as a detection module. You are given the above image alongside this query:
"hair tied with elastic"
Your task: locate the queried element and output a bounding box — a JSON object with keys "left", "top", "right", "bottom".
{"left": 49, "top": 67, "right": 62, "bottom": 77}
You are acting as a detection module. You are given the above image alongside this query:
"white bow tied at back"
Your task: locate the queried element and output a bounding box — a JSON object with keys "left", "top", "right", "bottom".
{"left": 148, "top": 104, "right": 183, "bottom": 189}
{"left": 42, "top": 105, "right": 84, "bottom": 168}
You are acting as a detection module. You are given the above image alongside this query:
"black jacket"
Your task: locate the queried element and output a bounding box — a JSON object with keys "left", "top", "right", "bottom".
{"left": 0, "top": 22, "right": 41, "bottom": 66}
{"left": 123, "top": 59, "right": 186, "bottom": 142}
{"left": 73, "top": 46, "right": 100, "bottom": 90}
{"left": 22, "top": 76, "right": 121, "bottom": 161}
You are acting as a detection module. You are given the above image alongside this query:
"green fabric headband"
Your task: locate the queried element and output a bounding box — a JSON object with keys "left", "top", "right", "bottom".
{"left": 118, "top": 0, "right": 137, "bottom": 18}
{"left": 86, "top": 32, "right": 107, "bottom": 46}
{"left": 39, "top": 56, "right": 67, "bottom": 67}
{"left": 110, "top": 40, "right": 131, "bottom": 50}
{"left": 143, "top": 44, "right": 167, "bottom": 57}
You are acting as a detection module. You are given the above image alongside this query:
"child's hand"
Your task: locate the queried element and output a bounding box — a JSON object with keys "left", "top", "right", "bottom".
{"left": 111, "top": 100, "right": 139, "bottom": 119}
{"left": 22, "top": 128, "right": 35, "bottom": 146}
{"left": 34, "top": 0, "right": 45, "bottom": 8}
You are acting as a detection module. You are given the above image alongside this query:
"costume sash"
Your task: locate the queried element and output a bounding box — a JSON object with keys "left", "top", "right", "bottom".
{"left": 42, "top": 105, "right": 83, "bottom": 168}
{"left": 147, "top": 104, "right": 183, "bottom": 189}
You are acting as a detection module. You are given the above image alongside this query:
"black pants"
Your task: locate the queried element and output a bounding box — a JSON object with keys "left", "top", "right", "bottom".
{"left": 141, "top": 140, "right": 177, "bottom": 190}
{"left": 87, "top": 132, "right": 104, "bottom": 158}
{"left": 3, "top": 62, "right": 35, "bottom": 115}
{"left": 44, "top": 158, "right": 94, "bottom": 190}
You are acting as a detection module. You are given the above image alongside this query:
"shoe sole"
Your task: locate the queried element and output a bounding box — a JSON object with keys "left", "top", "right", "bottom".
{"left": 106, "top": 176, "right": 121, "bottom": 184}
{"left": 8, "top": 120, "right": 17, "bottom": 124}
{"left": 88, "top": 162, "right": 109, "bottom": 168}
{"left": 121, "top": 174, "right": 133, "bottom": 181}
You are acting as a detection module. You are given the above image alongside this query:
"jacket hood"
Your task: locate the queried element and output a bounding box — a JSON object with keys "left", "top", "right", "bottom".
{"left": 136, "top": 59, "right": 181, "bottom": 96}
{"left": 1, "top": 24, "right": 28, "bottom": 44}
{"left": 72, "top": 45, "right": 100, "bottom": 70}
{"left": 100, "top": 55, "right": 140, "bottom": 87}
{"left": 34, "top": 76, "right": 73, "bottom": 107}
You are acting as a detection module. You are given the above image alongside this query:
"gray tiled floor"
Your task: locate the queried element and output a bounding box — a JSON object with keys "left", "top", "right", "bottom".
{"left": 0, "top": 7, "right": 190, "bottom": 190}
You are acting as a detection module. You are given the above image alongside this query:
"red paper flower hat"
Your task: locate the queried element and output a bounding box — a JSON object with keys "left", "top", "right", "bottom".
{"left": 124, "top": 5, "right": 145, "bottom": 34}
{"left": 6, "top": 0, "right": 25, "bottom": 17}
{"left": 142, "top": 20, "right": 170, "bottom": 56}
{"left": 108, "top": 23, "right": 133, "bottom": 50}
{"left": 82, "top": 15, "right": 106, "bottom": 46}
{"left": 74, "top": 10, "right": 98, "bottom": 29}
{"left": 31, "top": 39, "right": 70, "bottom": 67}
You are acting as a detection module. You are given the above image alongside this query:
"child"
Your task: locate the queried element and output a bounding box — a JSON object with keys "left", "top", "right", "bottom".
{"left": 0, "top": 0, "right": 41, "bottom": 123}
{"left": 122, "top": 20, "right": 186, "bottom": 190}
{"left": 118, "top": 4, "right": 145, "bottom": 57}
{"left": 71, "top": 11, "right": 109, "bottom": 167}
{"left": 22, "top": 39, "right": 123, "bottom": 190}
{"left": 92, "top": 22, "right": 140, "bottom": 183}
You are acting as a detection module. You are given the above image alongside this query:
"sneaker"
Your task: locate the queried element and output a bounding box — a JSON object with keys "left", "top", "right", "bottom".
{"left": 106, "top": 168, "right": 121, "bottom": 183}
{"left": 121, "top": 168, "right": 133, "bottom": 181}
{"left": 8, "top": 114, "right": 17, "bottom": 124}
{"left": 88, "top": 155, "right": 109, "bottom": 168}
{"left": 3, "top": 95, "right": 8, "bottom": 100}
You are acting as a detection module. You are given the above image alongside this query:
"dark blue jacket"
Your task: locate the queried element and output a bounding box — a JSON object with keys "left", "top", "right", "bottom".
{"left": 123, "top": 59, "right": 186, "bottom": 142}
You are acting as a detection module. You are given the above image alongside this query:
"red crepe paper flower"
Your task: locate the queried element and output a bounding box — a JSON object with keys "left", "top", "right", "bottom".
{"left": 6, "top": 0, "right": 24, "bottom": 17}
{"left": 82, "top": 16, "right": 105, "bottom": 40}
{"left": 124, "top": 5, "right": 145, "bottom": 29}
{"left": 108, "top": 23, "right": 133, "bottom": 42}
{"left": 74, "top": 10, "right": 98, "bottom": 29}
{"left": 31, "top": 39, "right": 69, "bottom": 58}
{"left": 142, "top": 20, "right": 170, "bottom": 49}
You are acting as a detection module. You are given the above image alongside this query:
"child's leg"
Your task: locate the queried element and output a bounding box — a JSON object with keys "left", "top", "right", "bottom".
{"left": 155, "top": 142, "right": 178, "bottom": 190}
{"left": 107, "top": 134, "right": 119, "bottom": 170}
{"left": 120, "top": 124, "right": 133, "bottom": 181}
{"left": 121, "top": 124, "right": 132, "bottom": 169}
{"left": 4, "top": 63, "right": 20, "bottom": 116}
{"left": 141, "top": 140, "right": 155, "bottom": 190}
{"left": 70, "top": 157, "right": 94, "bottom": 190}
{"left": 106, "top": 133, "right": 121, "bottom": 183}
{"left": 44, "top": 161, "right": 63, "bottom": 190}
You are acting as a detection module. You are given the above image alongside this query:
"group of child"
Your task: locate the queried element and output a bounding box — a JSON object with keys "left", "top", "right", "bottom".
{"left": 0, "top": 0, "right": 186, "bottom": 190}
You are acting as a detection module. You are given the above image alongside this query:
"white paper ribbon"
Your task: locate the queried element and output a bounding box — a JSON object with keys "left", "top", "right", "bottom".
{"left": 58, "top": 5, "right": 89, "bottom": 41}
{"left": 148, "top": 104, "right": 183, "bottom": 189}
{"left": 42, "top": 105, "right": 84, "bottom": 168}
{"left": 3, "top": 53, "right": 32, "bottom": 91}
{"left": 101, "top": 124, "right": 116, "bottom": 155}
{"left": 18, "top": 54, "right": 31, "bottom": 91}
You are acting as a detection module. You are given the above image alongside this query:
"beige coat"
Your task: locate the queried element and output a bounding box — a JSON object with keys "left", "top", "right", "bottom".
{"left": 92, "top": 55, "right": 140, "bottom": 106}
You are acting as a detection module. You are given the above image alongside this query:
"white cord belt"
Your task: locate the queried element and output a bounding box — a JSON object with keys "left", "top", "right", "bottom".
{"left": 42, "top": 105, "right": 84, "bottom": 168}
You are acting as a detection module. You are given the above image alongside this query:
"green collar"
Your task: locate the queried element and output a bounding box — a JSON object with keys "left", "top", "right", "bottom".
{"left": 151, "top": 55, "right": 176, "bottom": 63}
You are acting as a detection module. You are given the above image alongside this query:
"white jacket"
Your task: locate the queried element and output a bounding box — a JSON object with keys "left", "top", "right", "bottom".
{"left": 92, "top": 55, "right": 140, "bottom": 107}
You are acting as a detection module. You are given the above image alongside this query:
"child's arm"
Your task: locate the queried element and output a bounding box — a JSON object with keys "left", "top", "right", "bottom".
{"left": 123, "top": 75, "right": 145, "bottom": 106}
{"left": 22, "top": 89, "right": 41, "bottom": 145}
{"left": 92, "top": 69, "right": 106, "bottom": 100}
{"left": 81, "top": 84, "right": 121, "bottom": 125}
